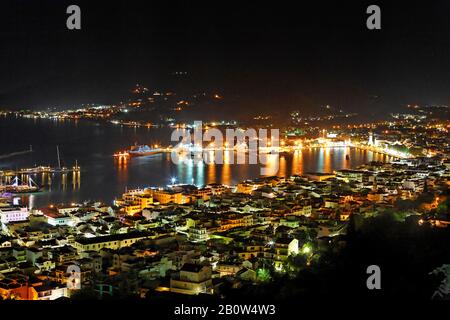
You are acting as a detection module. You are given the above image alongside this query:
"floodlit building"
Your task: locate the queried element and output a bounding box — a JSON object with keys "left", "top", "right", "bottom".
{"left": 72, "top": 232, "right": 151, "bottom": 252}
{"left": 170, "top": 263, "right": 213, "bottom": 295}
{"left": 0, "top": 207, "right": 30, "bottom": 224}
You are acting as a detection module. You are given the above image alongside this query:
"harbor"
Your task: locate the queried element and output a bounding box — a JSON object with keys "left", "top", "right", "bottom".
{"left": 0, "top": 146, "right": 81, "bottom": 195}
{"left": 0, "top": 164, "right": 80, "bottom": 176}
{"left": 0, "top": 146, "right": 80, "bottom": 177}
{"left": 0, "top": 118, "right": 396, "bottom": 207}
{"left": 112, "top": 137, "right": 407, "bottom": 161}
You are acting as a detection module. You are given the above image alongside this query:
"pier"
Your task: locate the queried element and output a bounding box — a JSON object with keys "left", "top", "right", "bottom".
{"left": 0, "top": 145, "right": 33, "bottom": 160}
{"left": 351, "top": 143, "right": 408, "bottom": 159}
{"left": 113, "top": 142, "right": 410, "bottom": 159}
{"left": 0, "top": 165, "right": 80, "bottom": 177}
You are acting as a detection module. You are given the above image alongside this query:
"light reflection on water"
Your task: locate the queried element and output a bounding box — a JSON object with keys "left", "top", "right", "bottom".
{"left": 0, "top": 117, "right": 392, "bottom": 207}
{"left": 5, "top": 147, "right": 392, "bottom": 208}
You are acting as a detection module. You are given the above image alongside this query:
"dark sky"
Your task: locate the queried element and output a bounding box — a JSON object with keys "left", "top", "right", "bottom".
{"left": 1, "top": 0, "right": 450, "bottom": 115}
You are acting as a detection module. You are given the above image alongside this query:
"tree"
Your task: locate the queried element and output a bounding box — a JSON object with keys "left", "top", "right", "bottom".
{"left": 436, "top": 199, "right": 449, "bottom": 215}
{"left": 285, "top": 254, "right": 308, "bottom": 273}
{"left": 256, "top": 268, "right": 272, "bottom": 282}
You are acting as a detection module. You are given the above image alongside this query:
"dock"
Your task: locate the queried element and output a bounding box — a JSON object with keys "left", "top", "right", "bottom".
{"left": 0, "top": 165, "right": 80, "bottom": 177}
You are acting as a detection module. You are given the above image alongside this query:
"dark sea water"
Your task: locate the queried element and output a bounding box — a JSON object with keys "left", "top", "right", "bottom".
{"left": 0, "top": 116, "right": 392, "bottom": 208}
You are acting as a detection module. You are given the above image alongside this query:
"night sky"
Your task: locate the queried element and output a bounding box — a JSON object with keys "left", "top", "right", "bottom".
{"left": 1, "top": 0, "right": 450, "bottom": 115}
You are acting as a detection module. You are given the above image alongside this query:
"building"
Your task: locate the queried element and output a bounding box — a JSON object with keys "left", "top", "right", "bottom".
{"left": 34, "top": 283, "right": 69, "bottom": 300}
{"left": 152, "top": 189, "right": 184, "bottom": 204}
{"left": 304, "top": 172, "right": 335, "bottom": 181}
{"left": 0, "top": 207, "right": 29, "bottom": 224}
{"left": 236, "top": 182, "right": 256, "bottom": 194}
{"left": 272, "top": 238, "right": 299, "bottom": 271}
{"left": 188, "top": 226, "right": 209, "bottom": 242}
{"left": 218, "top": 213, "right": 254, "bottom": 231}
{"left": 216, "top": 263, "right": 242, "bottom": 277}
{"left": 206, "top": 183, "right": 229, "bottom": 195}
{"left": 45, "top": 212, "right": 74, "bottom": 226}
{"left": 72, "top": 232, "right": 151, "bottom": 252}
{"left": 170, "top": 263, "right": 213, "bottom": 295}
{"left": 0, "top": 273, "right": 39, "bottom": 300}
{"left": 57, "top": 205, "right": 80, "bottom": 215}
{"left": 115, "top": 189, "right": 153, "bottom": 215}
{"left": 336, "top": 169, "right": 367, "bottom": 183}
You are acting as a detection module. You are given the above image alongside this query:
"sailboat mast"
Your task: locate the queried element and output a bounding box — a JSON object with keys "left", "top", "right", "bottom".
{"left": 56, "top": 146, "right": 61, "bottom": 169}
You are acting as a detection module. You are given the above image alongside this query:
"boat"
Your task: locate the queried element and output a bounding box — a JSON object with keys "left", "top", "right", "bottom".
{"left": 113, "top": 151, "right": 130, "bottom": 158}
{"left": 17, "top": 165, "right": 52, "bottom": 174}
{"left": 6, "top": 184, "right": 40, "bottom": 194}
{"left": 127, "top": 145, "right": 162, "bottom": 157}
{"left": 0, "top": 176, "right": 40, "bottom": 194}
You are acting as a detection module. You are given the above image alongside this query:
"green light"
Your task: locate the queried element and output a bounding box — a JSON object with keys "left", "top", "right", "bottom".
{"left": 301, "top": 244, "right": 312, "bottom": 255}
{"left": 256, "top": 268, "right": 271, "bottom": 282}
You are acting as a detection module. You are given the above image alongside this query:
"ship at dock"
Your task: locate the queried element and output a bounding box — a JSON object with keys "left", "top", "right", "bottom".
{"left": 127, "top": 145, "right": 163, "bottom": 157}
{"left": 114, "top": 143, "right": 163, "bottom": 158}
{"left": 0, "top": 176, "right": 40, "bottom": 194}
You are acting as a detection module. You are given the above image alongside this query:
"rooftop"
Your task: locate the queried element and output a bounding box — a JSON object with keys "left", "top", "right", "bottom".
{"left": 75, "top": 232, "right": 151, "bottom": 245}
